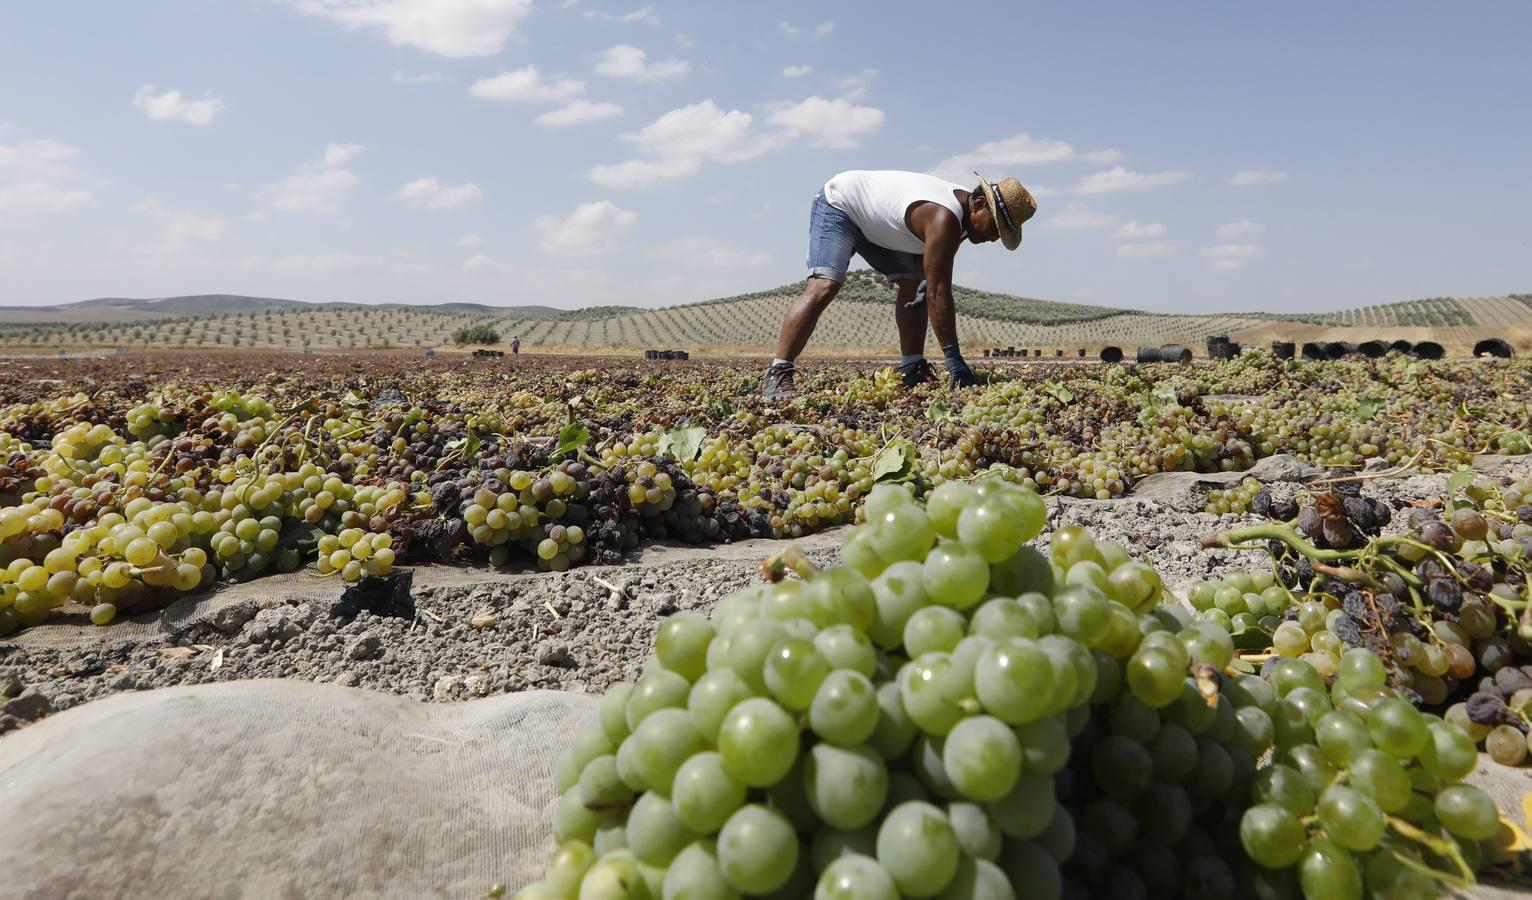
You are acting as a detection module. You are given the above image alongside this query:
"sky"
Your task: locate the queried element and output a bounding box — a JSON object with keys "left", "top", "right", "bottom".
{"left": 1, "top": 1, "right": 1529, "bottom": 314}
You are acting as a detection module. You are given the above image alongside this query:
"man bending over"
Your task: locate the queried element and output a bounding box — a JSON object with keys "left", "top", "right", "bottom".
{"left": 761, "top": 169, "right": 1036, "bottom": 398}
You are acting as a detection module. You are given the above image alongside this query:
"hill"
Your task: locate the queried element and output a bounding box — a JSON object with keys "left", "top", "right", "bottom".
{"left": 0, "top": 281, "right": 1525, "bottom": 355}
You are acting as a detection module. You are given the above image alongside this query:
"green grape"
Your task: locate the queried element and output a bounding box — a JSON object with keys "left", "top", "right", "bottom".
{"left": 809, "top": 669, "right": 880, "bottom": 746}
{"left": 1125, "top": 647, "right": 1184, "bottom": 708}
{"left": 997, "top": 841, "right": 1060, "bottom": 900}
{"left": 718, "top": 619, "right": 786, "bottom": 694}
{"left": 656, "top": 612, "right": 714, "bottom": 682}
{"left": 974, "top": 637, "right": 1054, "bottom": 724}
{"left": 1015, "top": 716, "right": 1071, "bottom": 774}
{"left": 923, "top": 541, "right": 989, "bottom": 610}
{"left": 899, "top": 652, "right": 970, "bottom": 735}
{"left": 555, "top": 788, "right": 606, "bottom": 844}
{"left": 671, "top": 752, "right": 746, "bottom": 833}
{"left": 1269, "top": 658, "right": 1325, "bottom": 697}
{"left": 946, "top": 801, "right": 1001, "bottom": 860}
{"left": 814, "top": 854, "right": 899, "bottom": 900}
{"left": 926, "top": 481, "right": 977, "bottom": 538}
{"left": 967, "top": 598, "right": 1039, "bottom": 642}
{"left": 869, "top": 680, "right": 918, "bottom": 760}
{"left": 687, "top": 670, "right": 753, "bottom": 743}
{"left": 717, "top": 697, "right": 799, "bottom": 787}
{"left": 935, "top": 857, "right": 1012, "bottom": 900}
{"left": 1346, "top": 749, "right": 1411, "bottom": 814}
{"left": 1234, "top": 705, "right": 1275, "bottom": 756}
{"left": 1434, "top": 784, "right": 1501, "bottom": 840}
{"left": 1107, "top": 561, "right": 1162, "bottom": 612}
{"left": 1298, "top": 839, "right": 1362, "bottom": 900}
{"left": 809, "top": 826, "right": 879, "bottom": 873}
{"left": 627, "top": 790, "right": 698, "bottom": 867}
{"left": 871, "top": 503, "right": 936, "bottom": 562}
{"left": 870, "top": 561, "right": 930, "bottom": 649}
{"left": 941, "top": 715, "right": 1022, "bottom": 802}
{"left": 905, "top": 606, "right": 968, "bottom": 657}
{"left": 717, "top": 805, "right": 798, "bottom": 894}
{"left": 1286, "top": 744, "right": 1338, "bottom": 795}
{"left": 1367, "top": 699, "right": 1428, "bottom": 758}
{"left": 626, "top": 668, "right": 692, "bottom": 731}
{"left": 630, "top": 708, "right": 705, "bottom": 796}
{"left": 559, "top": 726, "right": 616, "bottom": 792}
{"left": 1317, "top": 785, "right": 1385, "bottom": 851}
{"left": 1239, "top": 804, "right": 1306, "bottom": 868}
{"left": 985, "top": 771, "right": 1055, "bottom": 839}
{"left": 1335, "top": 647, "right": 1387, "bottom": 690}
{"left": 875, "top": 801, "right": 961, "bottom": 897}
{"left": 988, "top": 546, "right": 1054, "bottom": 597}
{"left": 577, "top": 754, "right": 632, "bottom": 812}
{"left": 577, "top": 852, "right": 644, "bottom": 900}
{"left": 764, "top": 639, "right": 830, "bottom": 711}
{"left": 1362, "top": 849, "right": 1436, "bottom": 900}
{"left": 814, "top": 625, "right": 877, "bottom": 676}
{"left": 544, "top": 840, "right": 596, "bottom": 896}
{"left": 805, "top": 743, "right": 889, "bottom": 829}
{"left": 1092, "top": 734, "right": 1153, "bottom": 802}
{"left": 957, "top": 497, "right": 1025, "bottom": 563}
{"left": 1181, "top": 621, "right": 1233, "bottom": 669}
{"left": 1418, "top": 721, "right": 1477, "bottom": 782}
{"left": 1315, "top": 710, "right": 1371, "bottom": 766}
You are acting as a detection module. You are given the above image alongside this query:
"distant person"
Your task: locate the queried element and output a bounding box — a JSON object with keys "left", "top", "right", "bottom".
{"left": 761, "top": 170, "right": 1035, "bottom": 398}
{"left": 511, "top": 336, "right": 520, "bottom": 356}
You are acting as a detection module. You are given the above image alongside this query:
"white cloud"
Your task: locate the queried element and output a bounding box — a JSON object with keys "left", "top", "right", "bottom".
{"left": 1042, "top": 202, "right": 1117, "bottom": 231}
{"left": 536, "top": 100, "right": 623, "bottom": 126}
{"left": 263, "top": 143, "right": 363, "bottom": 212}
{"left": 139, "top": 200, "right": 227, "bottom": 243}
{"left": 782, "top": 65, "right": 813, "bottom": 78}
{"left": 1217, "top": 218, "right": 1263, "bottom": 238}
{"left": 0, "top": 181, "right": 94, "bottom": 214}
{"left": 1201, "top": 244, "right": 1259, "bottom": 259}
{"left": 1075, "top": 166, "right": 1193, "bottom": 194}
{"left": 396, "top": 176, "right": 482, "bottom": 210}
{"left": 1116, "top": 221, "right": 1166, "bottom": 239}
{"left": 133, "top": 86, "right": 224, "bottom": 125}
{"left": 286, "top": 0, "right": 532, "bottom": 58}
{"left": 463, "top": 253, "right": 515, "bottom": 275}
{"left": 469, "top": 67, "right": 584, "bottom": 103}
{"left": 392, "top": 71, "right": 445, "bottom": 84}
{"left": 663, "top": 236, "right": 771, "bottom": 269}
{"left": 588, "top": 156, "right": 701, "bottom": 189}
{"left": 460, "top": 234, "right": 484, "bottom": 247}
{"left": 815, "top": 20, "right": 835, "bottom": 37}
{"left": 584, "top": 5, "right": 659, "bottom": 25}
{"left": 1085, "top": 149, "right": 1124, "bottom": 163}
{"left": 930, "top": 132, "right": 1076, "bottom": 182}
{"left": 594, "top": 45, "right": 690, "bottom": 81}
{"left": 1202, "top": 244, "right": 1259, "bottom": 270}
{"left": 255, "top": 252, "right": 426, "bottom": 274}
{"left": 0, "top": 138, "right": 79, "bottom": 176}
{"left": 835, "top": 68, "right": 878, "bottom": 101}
{"left": 1116, "top": 242, "right": 1175, "bottom": 257}
{"left": 1229, "top": 168, "right": 1289, "bottom": 186}
{"left": 777, "top": 21, "right": 800, "bottom": 35}
{"left": 767, "top": 96, "right": 884, "bottom": 149}
{"left": 623, "top": 100, "right": 778, "bottom": 162}
{"left": 674, "top": 33, "right": 695, "bottom": 47}
{"left": 535, "top": 200, "right": 637, "bottom": 256}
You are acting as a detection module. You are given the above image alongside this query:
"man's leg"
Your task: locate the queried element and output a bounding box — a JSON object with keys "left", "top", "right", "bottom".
{"left": 894, "top": 279, "right": 926, "bottom": 359}
{"left": 772, "top": 276, "right": 841, "bottom": 362}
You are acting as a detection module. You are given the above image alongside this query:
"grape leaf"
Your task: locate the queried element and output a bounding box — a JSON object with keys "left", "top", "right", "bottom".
{"left": 557, "top": 422, "right": 590, "bottom": 458}
{"left": 1232, "top": 628, "right": 1273, "bottom": 651}
{"left": 1043, "top": 382, "right": 1073, "bottom": 404}
{"left": 1356, "top": 395, "right": 1383, "bottom": 422}
{"left": 341, "top": 390, "right": 367, "bottom": 408}
{"left": 659, "top": 426, "right": 707, "bottom": 462}
{"left": 277, "top": 522, "right": 325, "bottom": 556}
{"left": 927, "top": 401, "right": 953, "bottom": 423}
{"left": 1446, "top": 470, "right": 1475, "bottom": 494}
{"left": 872, "top": 439, "right": 916, "bottom": 483}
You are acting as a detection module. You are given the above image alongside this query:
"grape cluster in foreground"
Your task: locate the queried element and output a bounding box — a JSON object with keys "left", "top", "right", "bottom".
{"left": 520, "top": 482, "right": 1503, "bottom": 899}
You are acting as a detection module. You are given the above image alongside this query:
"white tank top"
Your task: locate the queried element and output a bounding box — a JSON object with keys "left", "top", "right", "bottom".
{"left": 823, "top": 170, "right": 968, "bottom": 255}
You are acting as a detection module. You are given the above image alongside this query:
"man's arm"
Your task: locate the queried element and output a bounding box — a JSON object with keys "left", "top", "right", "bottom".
{"left": 916, "top": 209, "right": 976, "bottom": 384}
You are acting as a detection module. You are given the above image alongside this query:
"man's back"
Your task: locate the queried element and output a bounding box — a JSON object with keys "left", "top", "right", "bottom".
{"left": 823, "top": 170, "right": 967, "bottom": 256}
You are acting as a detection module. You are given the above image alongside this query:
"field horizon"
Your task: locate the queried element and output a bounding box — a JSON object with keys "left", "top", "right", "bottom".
{"left": 2, "top": 273, "right": 1528, "bottom": 357}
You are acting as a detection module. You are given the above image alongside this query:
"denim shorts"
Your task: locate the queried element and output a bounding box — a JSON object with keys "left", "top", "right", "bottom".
{"left": 805, "top": 191, "right": 923, "bottom": 284}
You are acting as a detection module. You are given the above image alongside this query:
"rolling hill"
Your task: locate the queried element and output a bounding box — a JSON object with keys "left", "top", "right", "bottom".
{"left": 0, "top": 278, "right": 1526, "bottom": 356}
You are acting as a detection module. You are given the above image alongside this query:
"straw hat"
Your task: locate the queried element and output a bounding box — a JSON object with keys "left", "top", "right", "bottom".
{"left": 975, "top": 171, "right": 1036, "bottom": 251}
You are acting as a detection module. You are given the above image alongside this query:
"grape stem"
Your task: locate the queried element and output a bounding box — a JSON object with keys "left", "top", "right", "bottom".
{"left": 1384, "top": 816, "right": 1476, "bottom": 890}
{"left": 760, "top": 545, "right": 818, "bottom": 582}
{"left": 1200, "top": 524, "right": 1358, "bottom": 561}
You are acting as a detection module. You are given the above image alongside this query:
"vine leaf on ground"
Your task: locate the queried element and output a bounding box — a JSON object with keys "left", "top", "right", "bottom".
{"left": 1043, "top": 382, "right": 1074, "bottom": 404}
{"left": 659, "top": 426, "right": 707, "bottom": 462}
{"left": 1356, "top": 395, "right": 1384, "bottom": 422}
{"left": 873, "top": 439, "right": 916, "bottom": 483}
{"left": 556, "top": 422, "right": 590, "bottom": 458}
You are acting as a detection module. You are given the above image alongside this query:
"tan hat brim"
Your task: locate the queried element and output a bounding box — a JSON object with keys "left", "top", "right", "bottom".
{"left": 976, "top": 174, "right": 1023, "bottom": 251}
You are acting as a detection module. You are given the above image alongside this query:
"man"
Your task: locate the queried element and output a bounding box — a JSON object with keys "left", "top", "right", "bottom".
{"left": 761, "top": 170, "right": 1036, "bottom": 398}
{"left": 511, "top": 335, "right": 521, "bottom": 356}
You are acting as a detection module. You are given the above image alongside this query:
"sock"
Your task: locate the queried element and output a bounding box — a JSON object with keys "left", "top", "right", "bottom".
{"left": 899, "top": 354, "right": 925, "bottom": 367}
{"left": 941, "top": 344, "right": 968, "bottom": 371}
{"left": 771, "top": 358, "right": 793, "bottom": 368}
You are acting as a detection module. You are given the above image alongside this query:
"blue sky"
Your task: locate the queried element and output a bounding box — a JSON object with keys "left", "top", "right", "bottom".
{"left": 1, "top": 0, "right": 1528, "bottom": 313}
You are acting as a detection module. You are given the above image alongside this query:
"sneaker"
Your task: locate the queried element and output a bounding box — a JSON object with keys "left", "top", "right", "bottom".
{"left": 760, "top": 362, "right": 798, "bottom": 398}
{"left": 897, "top": 358, "right": 937, "bottom": 388}
{"left": 948, "top": 367, "right": 981, "bottom": 389}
